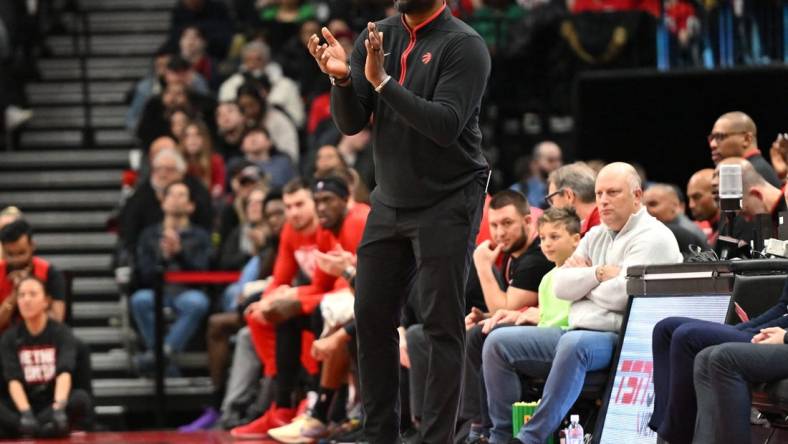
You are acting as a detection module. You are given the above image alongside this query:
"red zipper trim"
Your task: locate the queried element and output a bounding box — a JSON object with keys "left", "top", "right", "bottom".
{"left": 398, "top": 3, "right": 447, "bottom": 84}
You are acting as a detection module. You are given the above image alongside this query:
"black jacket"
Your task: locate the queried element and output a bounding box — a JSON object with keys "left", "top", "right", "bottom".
{"left": 332, "top": 5, "right": 491, "bottom": 208}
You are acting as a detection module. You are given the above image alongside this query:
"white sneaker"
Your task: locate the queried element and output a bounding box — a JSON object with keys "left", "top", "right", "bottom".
{"left": 5, "top": 106, "right": 33, "bottom": 131}
{"left": 268, "top": 415, "right": 327, "bottom": 443}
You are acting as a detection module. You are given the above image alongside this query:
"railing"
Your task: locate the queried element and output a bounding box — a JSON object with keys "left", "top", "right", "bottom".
{"left": 151, "top": 270, "right": 240, "bottom": 426}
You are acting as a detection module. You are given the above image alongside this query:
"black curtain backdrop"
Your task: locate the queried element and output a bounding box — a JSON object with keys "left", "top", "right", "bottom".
{"left": 573, "top": 66, "right": 788, "bottom": 188}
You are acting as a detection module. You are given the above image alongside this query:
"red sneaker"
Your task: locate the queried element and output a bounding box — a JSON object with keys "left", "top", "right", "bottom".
{"left": 230, "top": 405, "right": 297, "bottom": 439}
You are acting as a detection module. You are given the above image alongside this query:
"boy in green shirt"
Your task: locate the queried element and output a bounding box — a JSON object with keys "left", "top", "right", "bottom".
{"left": 513, "top": 207, "right": 580, "bottom": 329}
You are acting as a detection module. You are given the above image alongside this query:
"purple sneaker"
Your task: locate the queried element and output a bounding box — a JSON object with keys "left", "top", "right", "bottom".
{"left": 179, "top": 407, "right": 220, "bottom": 432}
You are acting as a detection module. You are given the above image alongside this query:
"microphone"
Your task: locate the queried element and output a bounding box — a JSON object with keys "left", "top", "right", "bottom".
{"left": 718, "top": 164, "right": 742, "bottom": 212}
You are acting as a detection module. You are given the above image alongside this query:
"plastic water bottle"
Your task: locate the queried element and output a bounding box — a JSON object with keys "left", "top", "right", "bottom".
{"left": 566, "top": 415, "right": 584, "bottom": 444}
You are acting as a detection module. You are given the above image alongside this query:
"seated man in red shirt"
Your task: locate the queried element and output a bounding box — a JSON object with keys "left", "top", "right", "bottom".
{"left": 232, "top": 175, "right": 369, "bottom": 439}
{"left": 0, "top": 220, "right": 66, "bottom": 333}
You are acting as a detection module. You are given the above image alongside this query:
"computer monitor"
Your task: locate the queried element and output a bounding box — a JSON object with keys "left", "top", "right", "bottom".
{"left": 594, "top": 294, "right": 733, "bottom": 444}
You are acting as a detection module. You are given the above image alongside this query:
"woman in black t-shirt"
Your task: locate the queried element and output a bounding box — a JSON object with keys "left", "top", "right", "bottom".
{"left": 0, "top": 276, "right": 93, "bottom": 438}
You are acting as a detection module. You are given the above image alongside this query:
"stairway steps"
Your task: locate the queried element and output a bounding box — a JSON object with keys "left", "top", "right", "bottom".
{"left": 20, "top": 129, "right": 135, "bottom": 148}
{"left": 42, "top": 254, "right": 114, "bottom": 274}
{"left": 73, "top": 277, "right": 119, "bottom": 297}
{"left": 0, "top": 149, "right": 129, "bottom": 169}
{"left": 25, "top": 211, "right": 112, "bottom": 232}
{"left": 92, "top": 351, "right": 208, "bottom": 372}
{"left": 27, "top": 82, "right": 133, "bottom": 106}
{"left": 86, "top": 11, "right": 170, "bottom": 33}
{"left": 28, "top": 105, "right": 126, "bottom": 129}
{"left": 35, "top": 232, "right": 117, "bottom": 253}
{"left": 92, "top": 377, "right": 213, "bottom": 399}
{"left": 73, "top": 326, "right": 124, "bottom": 345}
{"left": 48, "top": 34, "right": 167, "bottom": 57}
{"left": 0, "top": 190, "right": 120, "bottom": 210}
{"left": 0, "top": 170, "right": 123, "bottom": 190}
{"left": 39, "top": 58, "right": 150, "bottom": 81}
{"left": 72, "top": 301, "right": 121, "bottom": 320}
{"left": 79, "top": 0, "right": 176, "bottom": 11}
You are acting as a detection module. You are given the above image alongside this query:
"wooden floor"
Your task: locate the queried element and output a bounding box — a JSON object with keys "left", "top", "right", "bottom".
{"left": 0, "top": 431, "right": 278, "bottom": 444}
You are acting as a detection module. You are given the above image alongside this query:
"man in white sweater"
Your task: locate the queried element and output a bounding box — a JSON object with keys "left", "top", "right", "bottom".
{"left": 482, "top": 162, "right": 682, "bottom": 444}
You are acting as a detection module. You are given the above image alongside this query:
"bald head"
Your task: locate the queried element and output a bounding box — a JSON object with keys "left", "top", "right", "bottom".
{"left": 597, "top": 162, "right": 642, "bottom": 193}
{"left": 533, "top": 141, "right": 562, "bottom": 175}
{"left": 687, "top": 168, "right": 718, "bottom": 221}
{"left": 643, "top": 184, "right": 680, "bottom": 223}
{"left": 717, "top": 111, "right": 757, "bottom": 136}
{"left": 595, "top": 162, "right": 643, "bottom": 231}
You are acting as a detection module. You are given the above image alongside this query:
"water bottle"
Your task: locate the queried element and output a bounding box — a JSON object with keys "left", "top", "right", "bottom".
{"left": 566, "top": 414, "right": 583, "bottom": 444}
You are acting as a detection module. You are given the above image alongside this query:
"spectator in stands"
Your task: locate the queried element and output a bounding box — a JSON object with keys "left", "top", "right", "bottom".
{"left": 127, "top": 52, "right": 209, "bottom": 135}
{"left": 0, "top": 206, "right": 22, "bottom": 258}
{"left": 218, "top": 187, "right": 272, "bottom": 273}
{"left": 0, "top": 276, "right": 94, "bottom": 438}
{"left": 277, "top": 20, "right": 330, "bottom": 102}
{"left": 545, "top": 162, "right": 599, "bottom": 236}
{"left": 180, "top": 190, "right": 285, "bottom": 432}
{"left": 233, "top": 176, "right": 369, "bottom": 440}
{"left": 511, "top": 141, "right": 562, "bottom": 208}
{"left": 336, "top": 129, "right": 375, "bottom": 189}
{"left": 169, "top": 0, "right": 233, "bottom": 59}
{"left": 241, "top": 126, "right": 296, "bottom": 191}
{"left": 462, "top": 190, "right": 553, "bottom": 441}
{"left": 314, "top": 144, "right": 348, "bottom": 177}
{"left": 643, "top": 183, "right": 708, "bottom": 253}
{"left": 129, "top": 181, "right": 212, "bottom": 376}
{"left": 650, "top": 272, "right": 788, "bottom": 443}
{"left": 136, "top": 81, "right": 192, "bottom": 149}
{"left": 215, "top": 101, "right": 247, "bottom": 161}
{"left": 466, "top": 207, "right": 579, "bottom": 442}
{"left": 178, "top": 26, "right": 218, "bottom": 89}
{"left": 693, "top": 327, "right": 788, "bottom": 444}
{"left": 169, "top": 108, "right": 192, "bottom": 142}
{"left": 236, "top": 82, "right": 299, "bottom": 163}
{"left": 180, "top": 120, "right": 225, "bottom": 198}
{"left": 219, "top": 40, "right": 305, "bottom": 129}
{"left": 218, "top": 161, "right": 266, "bottom": 241}
{"left": 259, "top": 0, "right": 318, "bottom": 52}
{"left": 469, "top": 0, "right": 526, "bottom": 52}
{"left": 0, "top": 220, "right": 65, "bottom": 332}
{"left": 686, "top": 168, "right": 720, "bottom": 246}
{"left": 768, "top": 132, "right": 788, "bottom": 182}
{"left": 484, "top": 162, "right": 682, "bottom": 444}
{"left": 708, "top": 111, "right": 781, "bottom": 187}
{"left": 120, "top": 148, "right": 213, "bottom": 262}
{"left": 718, "top": 157, "right": 787, "bottom": 232}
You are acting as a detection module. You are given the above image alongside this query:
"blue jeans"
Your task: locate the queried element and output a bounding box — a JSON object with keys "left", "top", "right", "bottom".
{"left": 221, "top": 256, "right": 261, "bottom": 312}
{"left": 483, "top": 326, "right": 618, "bottom": 444}
{"left": 130, "top": 288, "right": 210, "bottom": 353}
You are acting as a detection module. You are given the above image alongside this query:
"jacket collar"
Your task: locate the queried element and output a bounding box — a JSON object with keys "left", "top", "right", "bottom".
{"left": 400, "top": 2, "right": 449, "bottom": 36}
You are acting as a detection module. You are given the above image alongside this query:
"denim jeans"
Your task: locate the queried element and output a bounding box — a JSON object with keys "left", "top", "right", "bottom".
{"left": 130, "top": 288, "right": 210, "bottom": 352}
{"left": 483, "top": 326, "right": 618, "bottom": 444}
{"left": 221, "top": 256, "right": 261, "bottom": 312}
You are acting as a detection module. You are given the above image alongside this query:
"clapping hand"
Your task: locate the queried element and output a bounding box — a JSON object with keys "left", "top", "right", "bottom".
{"left": 308, "top": 28, "right": 349, "bottom": 80}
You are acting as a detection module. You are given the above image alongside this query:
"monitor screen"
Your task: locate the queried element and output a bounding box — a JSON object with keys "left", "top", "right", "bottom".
{"left": 596, "top": 294, "right": 732, "bottom": 444}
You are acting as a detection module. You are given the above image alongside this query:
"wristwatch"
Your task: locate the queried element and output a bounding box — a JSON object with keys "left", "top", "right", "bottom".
{"left": 341, "top": 266, "right": 356, "bottom": 281}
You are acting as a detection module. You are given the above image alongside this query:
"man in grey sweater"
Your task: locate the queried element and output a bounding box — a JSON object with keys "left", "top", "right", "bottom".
{"left": 482, "top": 162, "right": 682, "bottom": 444}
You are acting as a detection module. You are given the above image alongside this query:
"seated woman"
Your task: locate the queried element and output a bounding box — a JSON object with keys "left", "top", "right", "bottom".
{"left": 0, "top": 276, "right": 93, "bottom": 438}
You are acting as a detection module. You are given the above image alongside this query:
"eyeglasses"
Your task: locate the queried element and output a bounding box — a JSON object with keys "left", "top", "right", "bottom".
{"left": 545, "top": 188, "right": 565, "bottom": 207}
{"left": 707, "top": 131, "right": 747, "bottom": 144}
